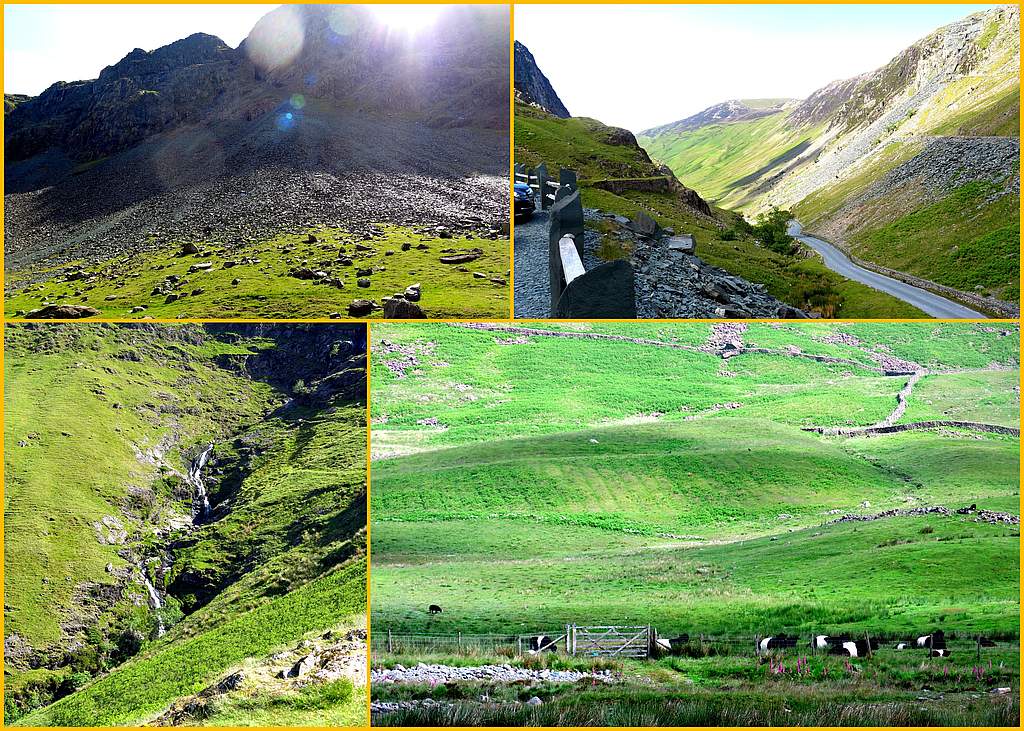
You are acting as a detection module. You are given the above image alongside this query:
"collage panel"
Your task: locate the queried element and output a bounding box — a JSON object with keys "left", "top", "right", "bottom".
{"left": 3, "top": 323, "right": 368, "bottom": 725}
{"left": 369, "top": 321, "right": 1021, "bottom": 726}
{"left": 513, "top": 4, "right": 1019, "bottom": 320}
{"left": 4, "top": 3, "right": 510, "bottom": 321}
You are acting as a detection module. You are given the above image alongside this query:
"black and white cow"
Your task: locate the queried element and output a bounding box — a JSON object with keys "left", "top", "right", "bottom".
{"left": 894, "top": 642, "right": 909, "bottom": 650}
{"left": 916, "top": 630, "right": 946, "bottom": 650}
{"left": 428, "top": 604, "right": 442, "bottom": 614}
{"left": 529, "top": 635, "right": 557, "bottom": 653}
{"left": 760, "top": 634, "right": 798, "bottom": 652}
{"left": 811, "top": 635, "right": 851, "bottom": 651}
{"left": 930, "top": 649, "right": 952, "bottom": 658}
{"left": 654, "top": 634, "right": 690, "bottom": 656}
{"left": 827, "top": 638, "right": 878, "bottom": 658}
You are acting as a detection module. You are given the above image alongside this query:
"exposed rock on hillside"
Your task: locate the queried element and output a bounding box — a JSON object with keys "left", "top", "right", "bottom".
{"left": 812, "top": 136, "right": 1020, "bottom": 245}
{"left": 641, "top": 99, "right": 792, "bottom": 137}
{"left": 514, "top": 41, "right": 570, "bottom": 118}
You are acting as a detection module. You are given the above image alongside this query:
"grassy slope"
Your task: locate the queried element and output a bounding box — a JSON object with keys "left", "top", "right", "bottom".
{"left": 5, "top": 225, "right": 510, "bottom": 320}
{"left": 3, "top": 326, "right": 278, "bottom": 651}
{"left": 638, "top": 111, "right": 815, "bottom": 207}
{"left": 846, "top": 182, "right": 1020, "bottom": 303}
{"left": 371, "top": 322, "right": 1020, "bottom": 638}
{"left": 18, "top": 564, "right": 365, "bottom": 726}
{"left": 5, "top": 326, "right": 367, "bottom": 726}
{"left": 515, "top": 104, "right": 923, "bottom": 318}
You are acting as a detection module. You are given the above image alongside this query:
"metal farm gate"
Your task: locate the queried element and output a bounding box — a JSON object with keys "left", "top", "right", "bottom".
{"left": 567, "top": 624, "right": 651, "bottom": 658}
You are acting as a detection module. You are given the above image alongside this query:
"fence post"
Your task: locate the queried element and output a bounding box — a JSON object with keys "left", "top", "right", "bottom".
{"left": 976, "top": 635, "right": 981, "bottom": 663}
{"left": 754, "top": 634, "right": 761, "bottom": 657}
{"left": 559, "top": 168, "right": 578, "bottom": 189}
{"left": 458, "top": 631, "right": 462, "bottom": 650}
{"left": 517, "top": 636, "right": 522, "bottom": 656}
{"left": 388, "top": 628, "right": 393, "bottom": 653}
{"left": 865, "top": 632, "right": 873, "bottom": 658}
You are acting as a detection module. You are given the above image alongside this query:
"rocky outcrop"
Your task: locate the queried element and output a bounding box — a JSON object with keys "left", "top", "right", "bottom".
{"left": 513, "top": 41, "right": 570, "bottom": 118}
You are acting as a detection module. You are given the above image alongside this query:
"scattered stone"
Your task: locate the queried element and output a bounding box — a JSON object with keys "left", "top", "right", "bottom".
{"left": 383, "top": 298, "right": 426, "bottom": 319}
{"left": 357, "top": 278, "right": 371, "bottom": 288}
{"left": 440, "top": 251, "right": 482, "bottom": 264}
{"left": 188, "top": 262, "right": 213, "bottom": 273}
{"left": 348, "top": 299, "right": 377, "bottom": 317}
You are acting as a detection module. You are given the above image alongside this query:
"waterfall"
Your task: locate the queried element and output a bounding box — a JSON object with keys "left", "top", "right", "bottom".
{"left": 188, "top": 443, "right": 215, "bottom": 520}
{"left": 141, "top": 562, "right": 165, "bottom": 637}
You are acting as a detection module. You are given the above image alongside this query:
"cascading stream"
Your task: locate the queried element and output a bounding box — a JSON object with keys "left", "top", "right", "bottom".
{"left": 141, "top": 560, "right": 165, "bottom": 637}
{"left": 187, "top": 443, "right": 215, "bottom": 521}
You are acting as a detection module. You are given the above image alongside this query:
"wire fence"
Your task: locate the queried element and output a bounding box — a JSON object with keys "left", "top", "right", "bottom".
{"left": 372, "top": 628, "right": 1019, "bottom": 661}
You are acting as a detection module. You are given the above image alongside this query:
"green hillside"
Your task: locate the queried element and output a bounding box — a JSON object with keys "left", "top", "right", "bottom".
{"left": 638, "top": 111, "right": 814, "bottom": 208}
{"left": 371, "top": 322, "right": 1020, "bottom": 725}
{"left": 4, "top": 324, "right": 367, "bottom": 726}
{"left": 515, "top": 104, "right": 924, "bottom": 318}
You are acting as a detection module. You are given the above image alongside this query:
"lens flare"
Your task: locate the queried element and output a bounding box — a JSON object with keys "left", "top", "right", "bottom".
{"left": 367, "top": 4, "right": 444, "bottom": 35}
{"left": 245, "top": 5, "right": 304, "bottom": 71}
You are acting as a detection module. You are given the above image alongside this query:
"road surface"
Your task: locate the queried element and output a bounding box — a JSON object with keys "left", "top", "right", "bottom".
{"left": 787, "top": 221, "right": 984, "bottom": 319}
{"left": 513, "top": 208, "right": 551, "bottom": 318}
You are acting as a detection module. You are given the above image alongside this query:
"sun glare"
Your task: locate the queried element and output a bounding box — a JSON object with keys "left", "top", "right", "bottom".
{"left": 367, "top": 4, "right": 445, "bottom": 35}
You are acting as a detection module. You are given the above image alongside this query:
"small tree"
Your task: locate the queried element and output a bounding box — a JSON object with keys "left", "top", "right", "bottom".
{"left": 752, "top": 207, "right": 796, "bottom": 255}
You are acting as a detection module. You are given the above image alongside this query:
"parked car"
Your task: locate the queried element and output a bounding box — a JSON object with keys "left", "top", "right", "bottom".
{"left": 514, "top": 182, "right": 535, "bottom": 220}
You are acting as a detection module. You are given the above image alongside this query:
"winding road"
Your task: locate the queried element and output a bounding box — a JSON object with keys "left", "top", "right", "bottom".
{"left": 787, "top": 221, "right": 984, "bottom": 319}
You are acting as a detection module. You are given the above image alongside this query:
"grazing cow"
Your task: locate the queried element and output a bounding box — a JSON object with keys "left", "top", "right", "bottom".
{"left": 980, "top": 637, "right": 997, "bottom": 647}
{"left": 811, "top": 635, "right": 850, "bottom": 650}
{"left": 930, "top": 649, "right": 952, "bottom": 658}
{"left": 529, "top": 635, "right": 557, "bottom": 653}
{"left": 760, "top": 634, "right": 798, "bottom": 652}
{"left": 654, "top": 634, "right": 690, "bottom": 656}
{"left": 894, "top": 643, "right": 909, "bottom": 650}
{"left": 828, "top": 638, "right": 878, "bottom": 658}
{"left": 916, "top": 630, "right": 945, "bottom": 649}
{"left": 428, "top": 604, "right": 442, "bottom": 614}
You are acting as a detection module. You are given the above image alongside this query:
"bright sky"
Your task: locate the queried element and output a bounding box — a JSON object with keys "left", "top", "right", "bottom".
{"left": 516, "top": 4, "right": 998, "bottom": 131}
{"left": 4, "top": 4, "right": 274, "bottom": 95}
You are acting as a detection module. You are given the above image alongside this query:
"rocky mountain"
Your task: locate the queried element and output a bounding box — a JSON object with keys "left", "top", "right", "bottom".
{"left": 4, "top": 323, "right": 367, "bottom": 725}
{"left": 4, "top": 4, "right": 509, "bottom": 298}
{"left": 641, "top": 98, "right": 792, "bottom": 138}
{"left": 513, "top": 41, "right": 570, "bottom": 118}
{"left": 7, "top": 7, "right": 507, "bottom": 166}
{"left": 640, "top": 5, "right": 1020, "bottom": 308}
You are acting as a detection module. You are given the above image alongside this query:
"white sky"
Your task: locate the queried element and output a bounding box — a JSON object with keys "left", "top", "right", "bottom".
{"left": 515, "top": 4, "right": 998, "bottom": 131}
{"left": 4, "top": 5, "right": 274, "bottom": 95}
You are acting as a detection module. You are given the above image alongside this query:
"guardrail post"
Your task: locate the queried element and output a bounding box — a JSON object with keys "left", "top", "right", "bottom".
{"left": 549, "top": 183, "right": 585, "bottom": 314}
{"left": 559, "top": 168, "right": 577, "bottom": 189}
{"left": 535, "top": 162, "right": 550, "bottom": 209}
{"left": 388, "top": 628, "right": 393, "bottom": 653}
